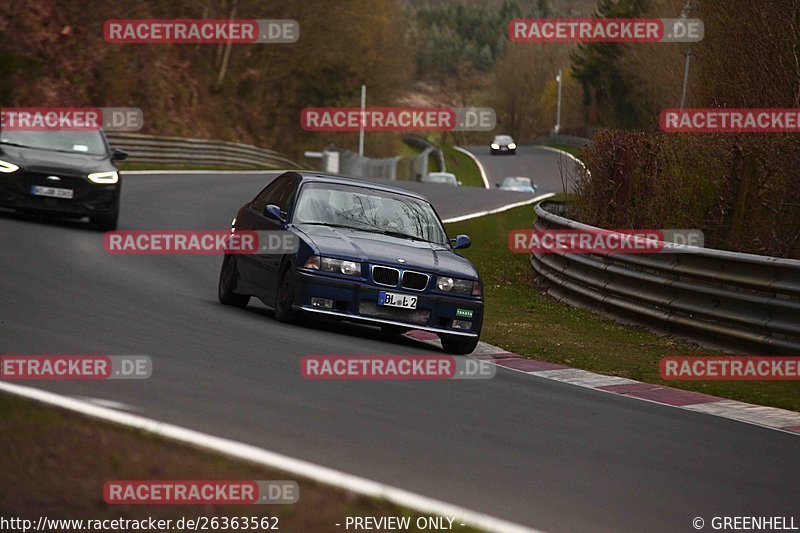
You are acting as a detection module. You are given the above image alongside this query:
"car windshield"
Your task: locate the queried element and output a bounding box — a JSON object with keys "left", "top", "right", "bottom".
{"left": 293, "top": 182, "right": 449, "bottom": 245}
{"left": 494, "top": 135, "right": 513, "bottom": 143}
{"left": 0, "top": 130, "right": 107, "bottom": 156}
{"left": 502, "top": 177, "right": 531, "bottom": 187}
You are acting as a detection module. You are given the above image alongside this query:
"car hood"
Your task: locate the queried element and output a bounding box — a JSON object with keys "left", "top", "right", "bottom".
{"left": 0, "top": 145, "right": 113, "bottom": 175}
{"left": 295, "top": 224, "right": 478, "bottom": 279}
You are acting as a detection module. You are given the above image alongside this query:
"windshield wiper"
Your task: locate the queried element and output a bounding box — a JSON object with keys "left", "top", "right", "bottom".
{"left": 297, "top": 222, "right": 361, "bottom": 230}
{"left": 0, "top": 141, "right": 34, "bottom": 148}
{"left": 379, "top": 230, "right": 428, "bottom": 242}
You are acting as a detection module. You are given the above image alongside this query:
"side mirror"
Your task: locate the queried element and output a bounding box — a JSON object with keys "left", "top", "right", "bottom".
{"left": 451, "top": 234, "right": 471, "bottom": 250}
{"left": 264, "top": 204, "right": 286, "bottom": 223}
{"left": 111, "top": 148, "right": 128, "bottom": 161}
{"left": 495, "top": 182, "right": 500, "bottom": 187}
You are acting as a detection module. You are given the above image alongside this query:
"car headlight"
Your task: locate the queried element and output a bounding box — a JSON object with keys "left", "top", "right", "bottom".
{"left": 491, "top": 143, "right": 500, "bottom": 149}
{"left": 303, "top": 256, "right": 361, "bottom": 276}
{"left": 88, "top": 171, "right": 119, "bottom": 184}
{"left": 0, "top": 159, "right": 19, "bottom": 173}
{"left": 508, "top": 143, "right": 517, "bottom": 149}
{"left": 436, "top": 276, "right": 480, "bottom": 296}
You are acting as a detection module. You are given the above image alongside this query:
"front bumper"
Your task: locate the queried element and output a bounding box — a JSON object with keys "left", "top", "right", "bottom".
{"left": 0, "top": 172, "right": 119, "bottom": 216}
{"left": 295, "top": 269, "right": 483, "bottom": 338}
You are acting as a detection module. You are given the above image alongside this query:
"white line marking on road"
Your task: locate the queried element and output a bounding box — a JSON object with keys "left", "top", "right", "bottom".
{"left": 453, "top": 146, "right": 490, "bottom": 189}
{"left": 683, "top": 400, "right": 800, "bottom": 429}
{"left": 442, "top": 193, "right": 555, "bottom": 224}
{"left": 0, "top": 381, "right": 540, "bottom": 533}
{"left": 530, "top": 368, "right": 639, "bottom": 388}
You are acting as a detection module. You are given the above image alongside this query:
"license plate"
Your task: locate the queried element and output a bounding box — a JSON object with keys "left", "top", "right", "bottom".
{"left": 31, "top": 185, "right": 73, "bottom": 199}
{"left": 378, "top": 291, "right": 417, "bottom": 309}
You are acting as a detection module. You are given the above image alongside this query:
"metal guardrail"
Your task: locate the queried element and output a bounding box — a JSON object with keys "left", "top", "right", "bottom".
{"left": 530, "top": 201, "right": 800, "bottom": 354}
{"left": 403, "top": 135, "right": 446, "bottom": 180}
{"left": 105, "top": 132, "right": 306, "bottom": 169}
{"left": 336, "top": 149, "right": 402, "bottom": 180}
{"left": 533, "top": 134, "right": 591, "bottom": 148}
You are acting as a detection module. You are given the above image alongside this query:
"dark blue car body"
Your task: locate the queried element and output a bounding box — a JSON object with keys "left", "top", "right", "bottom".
{"left": 218, "top": 171, "right": 483, "bottom": 354}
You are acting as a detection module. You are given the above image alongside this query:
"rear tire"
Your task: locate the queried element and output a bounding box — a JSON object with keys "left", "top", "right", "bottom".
{"left": 218, "top": 254, "right": 250, "bottom": 308}
{"left": 439, "top": 335, "right": 479, "bottom": 355}
{"left": 274, "top": 265, "right": 298, "bottom": 323}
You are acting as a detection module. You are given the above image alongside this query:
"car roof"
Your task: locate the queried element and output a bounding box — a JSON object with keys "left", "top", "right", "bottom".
{"left": 285, "top": 171, "right": 429, "bottom": 201}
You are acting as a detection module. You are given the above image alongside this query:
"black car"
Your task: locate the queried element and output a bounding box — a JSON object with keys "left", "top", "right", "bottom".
{"left": 490, "top": 134, "right": 517, "bottom": 155}
{"left": 0, "top": 129, "right": 127, "bottom": 230}
{"left": 218, "top": 171, "right": 484, "bottom": 354}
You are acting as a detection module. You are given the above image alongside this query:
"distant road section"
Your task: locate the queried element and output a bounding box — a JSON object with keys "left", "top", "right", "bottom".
{"left": 461, "top": 145, "right": 582, "bottom": 195}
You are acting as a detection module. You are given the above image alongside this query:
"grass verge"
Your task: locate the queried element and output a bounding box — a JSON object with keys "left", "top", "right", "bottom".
{"left": 441, "top": 146, "right": 485, "bottom": 188}
{"left": 0, "top": 393, "right": 481, "bottom": 532}
{"left": 445, "top": 205, "right": 800, "bottom": 413}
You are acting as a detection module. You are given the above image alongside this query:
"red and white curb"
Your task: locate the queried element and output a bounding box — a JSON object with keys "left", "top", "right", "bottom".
{"left": 404, "top": 331, "right": 800, "bottom": 437}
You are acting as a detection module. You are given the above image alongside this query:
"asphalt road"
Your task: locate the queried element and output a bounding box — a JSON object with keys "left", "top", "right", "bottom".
{"left": 462, "top": 145, "right": 581, "bottom": 195}
{"left": 1, "top": 170, "right": 798, "bottom": 532}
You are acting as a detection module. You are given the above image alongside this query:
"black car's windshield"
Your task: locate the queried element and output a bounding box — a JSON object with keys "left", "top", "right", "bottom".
{"left": 293, "top": 182, "right": 449, "bottom": 245}
{"left": 0, "top": 130, "right": 107, "bottom": 156}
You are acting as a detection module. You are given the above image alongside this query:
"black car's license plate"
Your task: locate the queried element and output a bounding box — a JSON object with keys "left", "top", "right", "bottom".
{"left": 378, "top": 291, "right": 417, "bottom": 309}
{"left": 31, "top": 185, "right": 74, "bottom": 199}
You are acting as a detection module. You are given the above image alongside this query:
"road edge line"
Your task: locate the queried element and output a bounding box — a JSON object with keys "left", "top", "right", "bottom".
{"left": 442, "top": 193, "right": 555, "bottom": 224}
{"left": 0, "top": 381, "right": 540, "bottom": 533}
{"left": 453, "top": 146, "right": 490, "bottom": 189}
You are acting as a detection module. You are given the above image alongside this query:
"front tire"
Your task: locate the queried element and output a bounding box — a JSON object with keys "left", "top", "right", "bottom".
{"left": 274, "top": 265, "right": 298, "bottom": 323}
{"left": 439, "top": 335, "right": 479, "bottom": 355}
{"left": 218, "top": 254, "right": 250, "bottom": 308}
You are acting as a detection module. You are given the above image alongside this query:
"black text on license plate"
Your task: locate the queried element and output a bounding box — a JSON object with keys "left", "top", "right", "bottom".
{"left": 378, "top": 291, "right": 417, "bottom": 309}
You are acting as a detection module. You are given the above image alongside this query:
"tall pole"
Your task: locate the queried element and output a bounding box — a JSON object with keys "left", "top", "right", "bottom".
{"left": 358, "top": 84, "right": 366, "bottom": 157}
{"left": 680, "top": 49, "right": 692, "bottom": 109}
{"left": 678, "top": 0, "right": 696, "bottom": 109}
{"left": 555, "top": 69, "right": 562, "bottom": 134}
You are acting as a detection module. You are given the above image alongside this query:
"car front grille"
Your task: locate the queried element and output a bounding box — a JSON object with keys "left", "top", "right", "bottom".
{"left": 401, "top": 271, "right": 429, "bottom": 291}
{"left": 372, "top": 266, "right": 400, "bottom": 286}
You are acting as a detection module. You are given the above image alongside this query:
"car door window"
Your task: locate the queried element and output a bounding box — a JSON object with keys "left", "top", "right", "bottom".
{"left": 251, "top": 180, "right": 282, "bottom": 213}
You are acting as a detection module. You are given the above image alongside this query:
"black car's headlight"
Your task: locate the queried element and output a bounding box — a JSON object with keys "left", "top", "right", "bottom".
{"left": 508, "top": 143, "right": 517, "bottom": 149}
{"left": 88, "top": 171, "right": 119, "bottom": 184}
{"left": 303, "top": 256, "right": 362, "bottom": 276}
{"left": 436, "top": 276, "right": 481, "bottom": 296}
{"left": 490, "top": 143, "right": 500, "bottom": 149}
{"left": 0, "top": 159, "right": 19, "bottom": 173}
